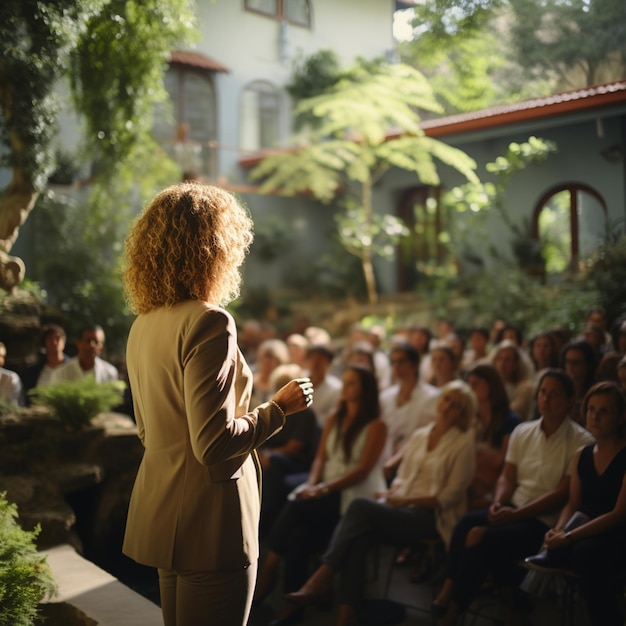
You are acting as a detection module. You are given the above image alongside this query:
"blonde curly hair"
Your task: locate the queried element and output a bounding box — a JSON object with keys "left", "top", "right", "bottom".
{"left": 124, "top": 182, "right": 254, "bottom": 314}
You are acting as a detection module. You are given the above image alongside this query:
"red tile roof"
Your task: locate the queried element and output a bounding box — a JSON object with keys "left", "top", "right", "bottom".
{"left": 169, "top": 50, "right": 230, "bottom": 73}
{"left": 417, "top": 80, "right": 626, "bottom": 137}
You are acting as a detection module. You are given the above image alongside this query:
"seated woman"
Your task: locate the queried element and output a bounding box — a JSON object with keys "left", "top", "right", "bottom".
{"left": 466, "top": 364, "right": 521, "bottom": 510}
{"left": 489, "top": 340, "right": 535, "bottom": 420}
{"left": 561, "top": 339, "right": 597, "bottom": 425}
{"left": 286, "top": 380, "right": 477, "bottom": 626}
{"left": 254, "top": 365, "right": 387, "bottom": 625}
{"left": 428, "top": 342, "right": 460, "bottom": 388}
{"left": 251, "top": 338, "right": 291, "bottom": 408}
{"left": 525, "top": 381, "right": 626, "bottom": 626}
{"left": 432, "top": 369, "right": 594, "bottom": 626}
{"left": 259, "top": 363, "right": 319, "bottom": 538}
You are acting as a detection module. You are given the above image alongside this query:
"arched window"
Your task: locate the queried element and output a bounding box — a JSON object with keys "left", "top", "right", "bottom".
{"left": 240, "top": 81, "right": 281, "bottom": 152}
{"left": 533, "top": 183, "right": 608, "bottom": 274}
{"left": 153, "top": 65, "right": 217, "bottom": 178}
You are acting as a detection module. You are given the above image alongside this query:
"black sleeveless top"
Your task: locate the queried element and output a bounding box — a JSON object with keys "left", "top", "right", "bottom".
{"left": 578, "top": 444, "right": 626, "bottom": 519}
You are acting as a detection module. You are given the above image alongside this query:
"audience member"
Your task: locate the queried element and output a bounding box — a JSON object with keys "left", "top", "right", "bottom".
{"left": 528, "top": 331, "right": 559, "bottom": 372}
{"left": 259, "top": 363, "right": 318, "bottom": 537}
{"left": 428, "top": 342, "right": 459, "bottom": 389}
{"left": 595, "top": 351, "right": 622, "bottom": 383}
{"left": 466, "top": 363, "right": 521, "bottom": 510}
{"left": 305, "top": 344, "right": 341, "bottom": 428}
{"left": 286, "top": 333, "right": 309, "bottom": 369}
{"left": 22, "top": 324, "right": 70, "bottom": 397}
{"left": 380, "top": 343, "right": 439, "bottom": 472}
{"left": 489, "top": 340, "right": 534, "bottom": 420}
{"left": 461, "top": 327, "right": 490, "bottom": 374}
{"left": 239, "top": 319, "right": 263, "bottom": 369}
{"left": 251, "top": 338, "right": 290, "bottom": 408}
{"left": 0, "top": 342, "right": 24, "bottom": 406}
{"left": 50, "top": 324, "right": 118, "bottom": 384}
{"left": 253, "top": 366, "right": 386, "bottom": 625}
{"left": 611, "top": 318, "right": 626, "bottom": 355}
{"left": 561, "top": 339, "right": 597, "bottom": 425}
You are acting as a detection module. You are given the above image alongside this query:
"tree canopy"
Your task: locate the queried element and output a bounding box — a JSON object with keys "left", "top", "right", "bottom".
{"left": 400, "top": 0, "right": 626, "bottom": 114}
{"left": 0, "top": 0, "right": 195, "bottom": 290}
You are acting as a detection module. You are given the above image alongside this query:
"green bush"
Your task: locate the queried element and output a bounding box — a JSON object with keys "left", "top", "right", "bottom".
{"left": 28, "top": 378, "right": 126, "bottom": 430}
{"left": 0, "top": 493, "right": 56, "bottom": 626}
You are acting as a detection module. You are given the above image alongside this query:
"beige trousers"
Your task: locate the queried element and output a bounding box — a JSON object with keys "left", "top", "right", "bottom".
{"left": 158, "top": 561, "right": 257, "bottom": 626}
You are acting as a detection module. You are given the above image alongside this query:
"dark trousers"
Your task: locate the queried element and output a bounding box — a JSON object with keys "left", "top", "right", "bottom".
{"left": 447, "top": 509, "right": 548, "bottom": 610}
{"left": 260, "top": 454, "right": 307, "bottom": 537}
{"left": 566, "top": 531, "right": 626, "bottom": 626}
{"left": 268, "top": 491, "right": 341, "bottom": 592}
{"left": 322, "top": 497, "right": 439, "bottom": 606}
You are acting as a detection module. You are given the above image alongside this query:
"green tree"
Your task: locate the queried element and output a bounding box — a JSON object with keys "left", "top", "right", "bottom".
{"left": 401, "top": 0, "right": 626, "bottom": 108}
{"left": 29, "top": 140, "right": 180, "bottom": 355}
{"left": 251, "top": 62, "right": 479, "bottom": 305}
{"left": 509, "top": 0, "right": 626, "bottom": 87}
{"left": 0, "top": 0, "right": 195, "bottom": 291}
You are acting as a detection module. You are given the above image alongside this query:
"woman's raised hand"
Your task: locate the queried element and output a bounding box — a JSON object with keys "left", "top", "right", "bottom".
{"left": 271, "top": 377, "right": 314, "bottom": 416}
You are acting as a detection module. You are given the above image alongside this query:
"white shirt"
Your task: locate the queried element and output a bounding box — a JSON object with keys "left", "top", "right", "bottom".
{"left": 506, "top": 417, "right": 594, "bottom": 526}
{"left": 310, "top": 374, "right": 342, "bottom": 427}
{"left": 50, "top": 356, "right": 119, "bottom": 384}
{"left": 0, "top": 367, "right": 23, "bottom": 406}
{"left": 380, "top": 380, "right": 440, "bottom": 459}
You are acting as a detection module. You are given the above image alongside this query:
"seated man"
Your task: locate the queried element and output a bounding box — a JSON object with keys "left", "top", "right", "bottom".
{"left": 50, "top": 324, "right": 118, "bottom": 384}
{"left": 0, "top": 342, "right": 24, "bottom": 406}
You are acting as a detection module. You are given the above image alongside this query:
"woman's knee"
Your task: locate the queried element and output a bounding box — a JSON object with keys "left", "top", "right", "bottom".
{"left": 465, "top": 526, "right": 487, "bottom": 548}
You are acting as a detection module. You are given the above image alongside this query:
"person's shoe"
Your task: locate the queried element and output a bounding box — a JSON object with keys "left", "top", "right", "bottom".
{"left": 430, "top": 601, "right": 447, "bottom": 619}
{"left": 285, "top": 564, "right": 334, "bottom": 610}
{"left": 267, "top": 605, "right": 304, "bottom": 626}
{"left": 524, "top": 550, "right": 571, "bottom": 575}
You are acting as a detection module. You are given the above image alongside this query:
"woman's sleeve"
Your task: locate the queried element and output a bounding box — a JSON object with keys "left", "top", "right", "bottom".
{"left": 436, "top": 434, "right": 477, "bottom": 510}
{"left": 182, "top": 308, "right": 285, "bottom": 466}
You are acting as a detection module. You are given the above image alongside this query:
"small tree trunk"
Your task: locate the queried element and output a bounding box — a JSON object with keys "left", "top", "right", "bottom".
{"left": 0, "top": 171, "right": 37, "bottom": 291}
{"left": 361, "top": 178, "right": 378, "bottom": 305}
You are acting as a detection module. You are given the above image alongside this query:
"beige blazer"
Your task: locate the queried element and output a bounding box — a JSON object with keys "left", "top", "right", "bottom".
{"left": 122, "top": 301, "right": 285, "bottom": 571}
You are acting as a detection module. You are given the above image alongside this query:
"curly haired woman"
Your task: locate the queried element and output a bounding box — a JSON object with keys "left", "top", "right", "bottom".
{"left": 122, "top": 182, "right": 313, "bottom": 626}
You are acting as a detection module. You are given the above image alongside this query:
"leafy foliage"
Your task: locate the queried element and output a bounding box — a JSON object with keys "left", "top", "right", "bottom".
{"left": 453, "top": 267, "right": 600, "bottom": 335}
{"left": 443, "top": 136, "right": 557, "bottom": 267}
{"left": 0, "top": 493, "right": 56, "bottom": 626}
{"left": 251, "top": 61, "right": 479, "bottom": 304}
{"left": 29, "top": 378, "right": 126, "bottom": 430}
{"left": 70, "top": 0, "right": 196, "bottom": 176}
{"left": 28, "top": 139, "right": 180, "bottom": 355}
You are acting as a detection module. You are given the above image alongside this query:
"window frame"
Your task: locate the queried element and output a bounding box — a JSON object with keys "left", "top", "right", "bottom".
{"left": 154, "top": 63, "right": 218, "bottom": 179}
{"left": 244, "top": 0, "right": 312, "bottom": 28}
{"left": 532, "top": 182, "right": 608, "bottom": 271}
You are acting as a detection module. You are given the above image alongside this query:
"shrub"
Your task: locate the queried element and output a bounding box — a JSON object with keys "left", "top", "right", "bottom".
{"left": 28, "top": 378, "right": 126, "bottom": 430}
{"left": 0, "top": 493, "right": 56, "bottom": 626}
